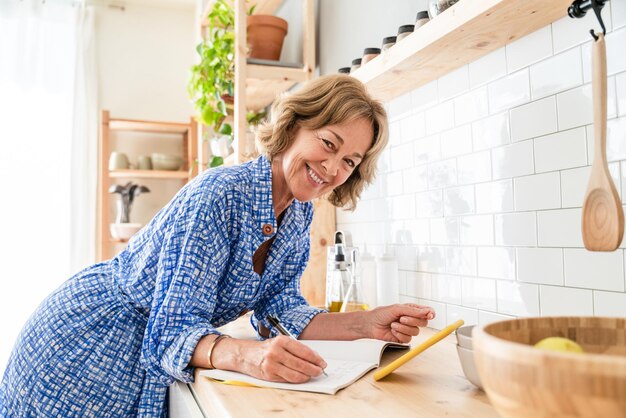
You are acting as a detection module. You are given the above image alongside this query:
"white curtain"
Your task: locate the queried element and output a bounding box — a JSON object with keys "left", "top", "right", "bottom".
{"left": 71, "top": 4, "right": 98, "bottom": 273}
{"left": 0, "top": 0, "right": 97, "bottom": 375}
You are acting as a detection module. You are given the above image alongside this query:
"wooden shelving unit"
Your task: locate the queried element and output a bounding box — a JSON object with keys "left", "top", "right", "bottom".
{"left": 198, "top": 0, "right": 314, "bottom": 167}
{"left": 352, "top": 0, "right": 572, "bottom": 102}
{"left": 97, "top": 110, "right": 198, "bottom": 261}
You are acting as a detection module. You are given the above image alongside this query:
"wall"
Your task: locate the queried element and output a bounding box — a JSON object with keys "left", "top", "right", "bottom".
{"left": 334, "top": 3, "right": 626, "bottom": 330}
{"left": 96, "top": 3, "right": 196, "bottom": 233}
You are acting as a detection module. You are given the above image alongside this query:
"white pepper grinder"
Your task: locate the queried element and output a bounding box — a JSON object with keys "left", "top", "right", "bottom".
{"left": 359, "top": 244, "right": 378, "bottom": 309}
{"left": 376, "top": 244, "right": 400, "bottom": 306}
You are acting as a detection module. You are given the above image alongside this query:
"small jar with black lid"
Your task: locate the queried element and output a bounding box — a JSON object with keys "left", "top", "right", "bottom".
{"left": 338, "top": 67, "right": 351, "bottom": 74}
{"left": 381, "top": 36, "right": 397, "bottom": 51}
{"left": 361, "top": 47, "right": 381, "bottom": 65}
{"left": 415, "top": 11, "right": 430, "bottom": 29}
{"left": 350, "top": 58, "right": 362, "bottom": 72}
{"left": 396, "top": 24, "right": 415, "bottom": 41}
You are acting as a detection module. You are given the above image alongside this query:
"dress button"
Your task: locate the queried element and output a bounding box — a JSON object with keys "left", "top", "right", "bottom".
{"left": 262, "top": 224, "right": 274, "bottom": 236}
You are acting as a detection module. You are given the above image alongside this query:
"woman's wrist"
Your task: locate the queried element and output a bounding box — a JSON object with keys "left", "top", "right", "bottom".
{"left": 206, "top": 334, "right": 231, "bottom": 369}
{"left": 300, "top": 310, "right": 371, "bottom": 340}
{"left": 210, "top": 337, "right": 245, "bottom": 372}
{"left": 334, "top": 310, "right": 371, "bottom": 339}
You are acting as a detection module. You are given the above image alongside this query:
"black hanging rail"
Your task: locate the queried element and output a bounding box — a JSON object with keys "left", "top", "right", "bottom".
{"left": 568, "top": 0, "right": 607, "bottom": 40}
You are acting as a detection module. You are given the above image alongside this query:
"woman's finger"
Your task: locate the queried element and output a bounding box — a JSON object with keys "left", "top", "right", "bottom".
{"left": 398, "top": 315, "right": 428, "bottom": 328}
{"left": 260, "top": 339, "right": 320, "bottom": 383}
{"left": 278, "top": 349, "right": 325, "bottom": 378}
{"left": 275, "top": 362, "right": 314, "bottom": 383}
{"left": 395, "top": 304, "right": 435, "bottom": 320}
{"left": 391, "top": 328, "right": 412, "bottom": 344}
{"left": 391, "top": 321, "right": 420, "bottom": 337}
{"left": 282, "top": 337, "right": 327, "bottom": 370}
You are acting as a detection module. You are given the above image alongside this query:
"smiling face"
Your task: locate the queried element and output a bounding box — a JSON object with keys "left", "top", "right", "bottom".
{"left": 272, "top": 118, "right": 374, "bottom": 207}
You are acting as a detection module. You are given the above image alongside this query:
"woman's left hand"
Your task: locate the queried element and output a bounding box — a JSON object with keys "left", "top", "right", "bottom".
{"left": 367, "top": 304, "right": 435, "bottom": 343}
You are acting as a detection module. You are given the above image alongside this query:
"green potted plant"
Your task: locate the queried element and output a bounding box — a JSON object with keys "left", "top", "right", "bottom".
{"left": 188, "top": 0, "right": 235, "bottom": 168}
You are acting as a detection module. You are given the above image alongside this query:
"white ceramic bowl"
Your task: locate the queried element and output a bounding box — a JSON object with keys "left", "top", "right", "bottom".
{"left": 110, "top": 223, "right": 142, "bottom": 241}
{"left": 456, "top": 325, "right": 475, "bottom": 350}
{"left": 151, "top": 153, "right": 183, "bottom": 171}
{"left": 456, "top": 344, "right": 483, "bottom": 389}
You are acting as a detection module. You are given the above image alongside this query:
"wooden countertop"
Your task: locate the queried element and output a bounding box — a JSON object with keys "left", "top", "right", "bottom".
{"left": 189, "top": 317, "right": 498, "bottom": 417}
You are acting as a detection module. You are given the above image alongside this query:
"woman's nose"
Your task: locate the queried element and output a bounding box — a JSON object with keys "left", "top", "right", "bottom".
{"left": 321, "top": 158, "right": 339, "bottom": 177}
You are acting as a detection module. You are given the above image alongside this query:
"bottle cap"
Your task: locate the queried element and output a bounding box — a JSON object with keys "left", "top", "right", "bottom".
{"left": 334, "top": 244, "right": 345, "bottom": 262}
{"left": 351, "top": 58, "right": 362, "bottom": 65}
{"left": 398, "top": 24, "right": 415, "bottom": 34}
{"left": 416, "top": 10, "right": 429, "bottom": 21}
{"left": 363, "top": 47, "right": 381, "bottom": 55}
{"left": 338, "top": 67, "right": 351, "bottom": 74}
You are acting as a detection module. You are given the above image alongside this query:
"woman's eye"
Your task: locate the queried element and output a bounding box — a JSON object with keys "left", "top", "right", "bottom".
{"left": 322, "top": 139, "right": 335, "bottom": 150}
{"left": 345, "top": 159, "right": 355, "bottom": 168}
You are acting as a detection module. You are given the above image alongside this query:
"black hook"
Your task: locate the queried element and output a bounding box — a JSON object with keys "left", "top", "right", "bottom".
{"left": 568, "top": 0, "right": 607, "bottom": 41}
{"left": 589, "top": 0, "right": 607, "bottom": 41}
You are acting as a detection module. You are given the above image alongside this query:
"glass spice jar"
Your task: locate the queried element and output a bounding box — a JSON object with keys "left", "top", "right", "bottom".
{"left": 361, "top": 47, "right": 381, "bottom": 65}
{"left": 415, "top": 11, "right": 430, "bottom": 29}
{"left": 381, "top": 36, "right": 397, "bottom": 51}
{"left": 396, "top": 24, "right": 415, "bottom": 42}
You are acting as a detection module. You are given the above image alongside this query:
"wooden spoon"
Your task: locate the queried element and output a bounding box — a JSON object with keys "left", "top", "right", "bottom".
{"left": 582, "top": 33, "right": 624, "bottom": 251}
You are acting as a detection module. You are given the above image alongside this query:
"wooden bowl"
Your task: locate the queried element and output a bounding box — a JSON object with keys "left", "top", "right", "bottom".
{"left": 473, "top": 317, "right": 626, "bottom": 418}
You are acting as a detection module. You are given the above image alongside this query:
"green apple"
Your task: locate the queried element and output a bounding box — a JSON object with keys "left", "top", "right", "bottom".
{"left": 534, "top": 337, "right": 584, "bottom": 353}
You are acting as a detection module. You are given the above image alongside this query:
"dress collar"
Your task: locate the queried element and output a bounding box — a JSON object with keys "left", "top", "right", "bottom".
{"left": 250, "top": 156, "right": 304, "bottom": 252}
{"left": 251, "top": 155, "right": 277, "bottom": 239}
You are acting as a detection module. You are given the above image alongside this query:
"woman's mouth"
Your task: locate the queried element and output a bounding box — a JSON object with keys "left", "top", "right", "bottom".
{"left": 306, "top": 164, "right": 326, "bottom": 186}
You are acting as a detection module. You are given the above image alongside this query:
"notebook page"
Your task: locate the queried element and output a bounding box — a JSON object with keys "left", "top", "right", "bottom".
{"left": 201, "top": 359, "right": 374, "bottom": 395}
{"left": 302, "top": 339, "right": 408, "bottom": 364}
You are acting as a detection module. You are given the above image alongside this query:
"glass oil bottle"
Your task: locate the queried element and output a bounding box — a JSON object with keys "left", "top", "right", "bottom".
{"left": 340, "top": 249, "right": 368, "bottom": 312}
{"left": 326, "top": 243, "right": 351, "bottom": 312}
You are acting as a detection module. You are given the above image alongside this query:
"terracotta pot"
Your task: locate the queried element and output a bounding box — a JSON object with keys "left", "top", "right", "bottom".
{"left": 221, "top": 94, "right": 234, "bottom": 105}
{"left": 247, "top": 15, "right": 288, "bottom": 61}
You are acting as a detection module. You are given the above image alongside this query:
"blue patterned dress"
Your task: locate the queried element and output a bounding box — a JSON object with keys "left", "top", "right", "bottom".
{"left": 0, "top": 156, "right": 324, "bottom": 417}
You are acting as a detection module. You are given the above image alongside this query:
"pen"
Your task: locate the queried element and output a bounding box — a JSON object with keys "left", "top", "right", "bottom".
{"left": 266, "top": 314, "right": 328, "bottom": 377}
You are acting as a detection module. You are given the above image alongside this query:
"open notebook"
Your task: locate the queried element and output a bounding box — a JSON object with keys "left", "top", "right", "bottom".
{"left": 200, "top": 339, "right": 408, "bottom": 395}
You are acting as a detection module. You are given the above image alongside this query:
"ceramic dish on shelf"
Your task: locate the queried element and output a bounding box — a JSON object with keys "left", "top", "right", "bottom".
{"left": 110, "top": 222, "right": 142, "bottom": 241}
{"left": 151, "top": 153, "right": 183, "bottom": 171}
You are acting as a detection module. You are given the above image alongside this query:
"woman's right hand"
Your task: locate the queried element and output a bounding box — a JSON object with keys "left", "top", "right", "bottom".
{"left": 212, "top": 336, "right": 327, "bottom": 383}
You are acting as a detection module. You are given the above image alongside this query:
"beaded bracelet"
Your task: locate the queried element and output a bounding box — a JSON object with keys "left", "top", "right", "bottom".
{"left": 207, "top": 334, "right": 231, "bottom": 369}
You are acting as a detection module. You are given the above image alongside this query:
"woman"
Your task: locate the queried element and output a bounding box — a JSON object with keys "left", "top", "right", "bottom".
{"left": 0, "top": 74, "right": 434, "bottom": 417}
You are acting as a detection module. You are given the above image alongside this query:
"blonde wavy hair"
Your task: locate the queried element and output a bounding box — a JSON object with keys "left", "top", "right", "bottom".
{"left": 256, "top": 74, "right": 389, "bottom": 210}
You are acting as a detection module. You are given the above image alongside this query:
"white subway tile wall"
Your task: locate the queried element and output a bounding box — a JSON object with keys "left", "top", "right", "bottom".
{"left": 468, "top": 48, "right": 507, "bottom": 89}
{"left": 506, "top": 26, "right": 553, "bottom": 74}
{"left": 510, "top": 96, "right": 557, "bottom": 142}
{"left": 337, "top": 6, "right": 626, "bottom": 328}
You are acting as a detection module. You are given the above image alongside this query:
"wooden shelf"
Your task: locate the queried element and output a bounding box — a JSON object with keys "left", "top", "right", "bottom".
{"left": 109, "top": 119, "right": 190, "bottom": 134}
{"left": 352, "top": 0, "right": 572, "bottom": 102}
{"left": 246, "top": 63, "right": 310, "bottom": 111}
{"left": 98, "top": 110, "right": 198, "bottom": 261}
{"left": 109, "top": 169, "right": 189, "bottom": 180}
